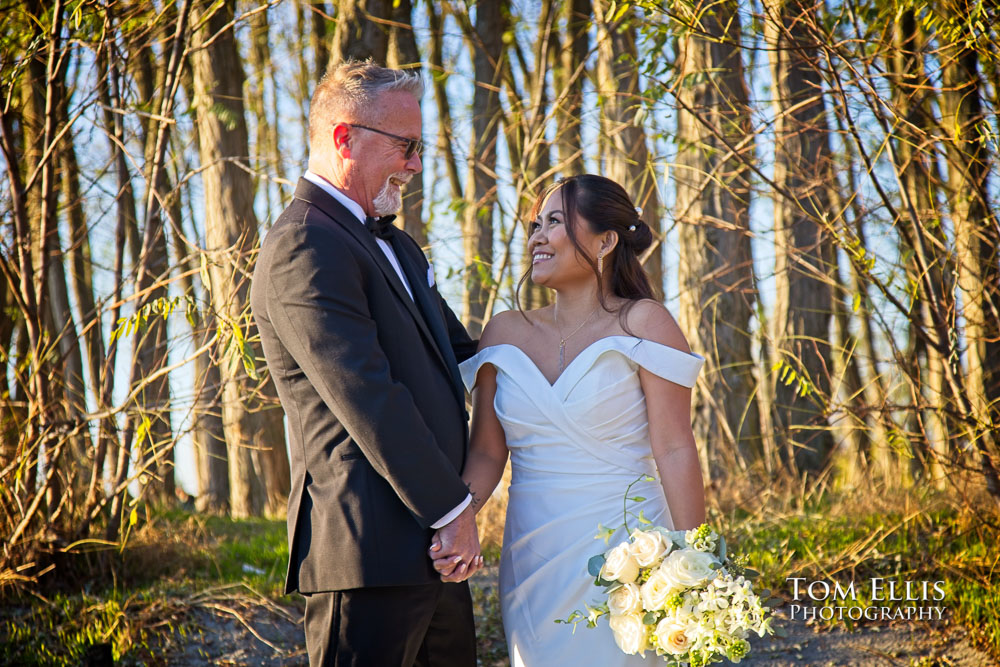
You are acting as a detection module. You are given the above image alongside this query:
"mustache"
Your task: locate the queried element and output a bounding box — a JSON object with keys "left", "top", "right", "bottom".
{"left": 387, "top": 172, "right": 412, "bottom": 186}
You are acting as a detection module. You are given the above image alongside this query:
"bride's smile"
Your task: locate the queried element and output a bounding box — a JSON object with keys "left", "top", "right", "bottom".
{"left": 527, "top": 191, "right": 607, "bottom": 290}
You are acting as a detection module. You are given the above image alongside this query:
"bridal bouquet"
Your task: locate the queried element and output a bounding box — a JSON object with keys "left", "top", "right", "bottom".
{"left": 562, "top": 523, "right": 774, "bottom": 665}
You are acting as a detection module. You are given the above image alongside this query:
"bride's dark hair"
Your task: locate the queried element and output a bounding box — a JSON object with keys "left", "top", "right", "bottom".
{"left": 517, "top": 174, "right": 655, "bottom": 312}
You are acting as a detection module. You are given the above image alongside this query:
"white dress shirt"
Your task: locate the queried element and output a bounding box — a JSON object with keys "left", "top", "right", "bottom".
{"left": 302, "top": 171, "right": 471, "bottom": 529}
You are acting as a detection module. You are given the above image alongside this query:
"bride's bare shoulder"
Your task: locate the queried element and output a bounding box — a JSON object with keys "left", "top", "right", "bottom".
{"left": 623, "top": 299, "right": 692, "bottom": 353}
{"left": 479, "top": 307, "right": 548, "bottom": 351}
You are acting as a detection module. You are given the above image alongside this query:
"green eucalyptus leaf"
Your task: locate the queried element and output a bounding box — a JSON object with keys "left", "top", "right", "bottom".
{"left": 588, "top": 554, "right": 606, "bottom": 578}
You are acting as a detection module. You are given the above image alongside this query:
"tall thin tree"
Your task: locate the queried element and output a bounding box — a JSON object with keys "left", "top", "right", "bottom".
{"left": 595, "top": 1, "right": 664, "bottom": 298}
{"left": 763, "top": 0, "right": 836, "bottom": 477}
{"left": 192, "top": 0, "right": 290, "bottom": 517}
{"left": 673, "top": 0, "right": 761, "bottom": 478}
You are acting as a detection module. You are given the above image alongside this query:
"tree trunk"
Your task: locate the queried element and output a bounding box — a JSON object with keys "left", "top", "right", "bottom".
{"left": 427, "top": 1, "right": 462, "bottom": 204}
{"left": 310, "top": 1, "right": 331, "bottom": 78}
{"left": 248, "top": 7, "right": 274, "bottom": 224}
{"left": 17, "top": 8, "right": 72, "bottom": 514}
{"left": 763, "top": 0, "right": 836, "bottom": 477}
{"left": 330, "top": 0, "right": 391, "bottom": 67}
{"left": 507, "top": 0, "right": 555, "bottom": 313}
{"left": 553, "top": 0, "right": 589, "bottom": 177}
{"left": 90, "top": 41, "right": 137, "bottom": 519}
{"left": 832, "top": 119, "right": 891, "bottom": 481}
{"left": 192, "top": 0, "right": 289, "bottom": 517}
{"left": 941, "top": 42, "right": 1000, "bottom": 500}
{"left": 0, "top": 281, "right": 21, "bottom": 470}
{"left": 129, "top": 30, "right": 176, "bottom": 504}
{"left": 388, "top": 0, "right": 427, "bottom": 247}
{"left": 673, "top": 0, "right": 760, "bottom": 481}
{"left": 890, "top": 11, "right": 953, "bottom": 486}
{"left": 594, "top": 1, "right": 664, "bottom": 298}
{"left": 462, "top": 0, "right": 507, "bottom": 336}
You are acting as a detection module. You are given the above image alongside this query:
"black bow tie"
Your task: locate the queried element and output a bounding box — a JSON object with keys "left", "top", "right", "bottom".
{"left": 365, "top": 214, "right": 396, "bottom": 240}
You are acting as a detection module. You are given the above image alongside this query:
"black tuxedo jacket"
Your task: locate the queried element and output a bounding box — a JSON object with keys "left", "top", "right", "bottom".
{"left": 250, "top": 178, "right": 476, "bottom": 594}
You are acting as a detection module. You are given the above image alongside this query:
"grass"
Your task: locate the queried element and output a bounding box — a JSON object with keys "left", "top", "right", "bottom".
{"left": 2, "top": 483, "right": 998, "bottom": 665}
{"left": 712, "top": 488, "right": 1000, "bottom": 659}
{"left": 0, "top": 506, "right": 292, "bottom": 665}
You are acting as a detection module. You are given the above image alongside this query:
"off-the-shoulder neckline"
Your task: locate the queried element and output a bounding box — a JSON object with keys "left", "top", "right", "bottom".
{"left": 467, "top": 336, "right": 702, "bottom": 388}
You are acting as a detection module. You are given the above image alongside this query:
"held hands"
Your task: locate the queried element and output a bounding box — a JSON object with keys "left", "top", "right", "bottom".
{"left": 428, "top": 502, "right": 483, "bottom": 583}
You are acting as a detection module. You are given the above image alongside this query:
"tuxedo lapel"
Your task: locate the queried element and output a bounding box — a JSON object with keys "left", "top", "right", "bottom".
{"left": 390, "top": 234, "right": 466, "bottom": 404}
{"left": 291, "top": 179, "right": 448, "bottom": 372}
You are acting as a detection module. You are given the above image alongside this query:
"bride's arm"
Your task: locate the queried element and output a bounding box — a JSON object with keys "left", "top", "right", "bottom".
{"left": 643, "top": 373, "right": 706, "bottom": 530}
{"left": 631, "top": 301, "right": 706, "bottom": 530}
{"left": 462, "top": 363, "right": 510, "bottom": 513}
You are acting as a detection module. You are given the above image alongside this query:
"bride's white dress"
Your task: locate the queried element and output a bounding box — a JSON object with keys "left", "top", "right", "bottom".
{"left": 460, "top": 336, "right": 704, "bottom": 666}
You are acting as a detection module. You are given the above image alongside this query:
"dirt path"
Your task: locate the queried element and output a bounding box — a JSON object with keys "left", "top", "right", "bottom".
{"left": 162, "top": 570, "right": 996, "bottom": 666}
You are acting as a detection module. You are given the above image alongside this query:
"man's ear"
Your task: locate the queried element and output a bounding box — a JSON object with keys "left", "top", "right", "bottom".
{"left": 332, "top": 123, "right": 351, "bottom": 158}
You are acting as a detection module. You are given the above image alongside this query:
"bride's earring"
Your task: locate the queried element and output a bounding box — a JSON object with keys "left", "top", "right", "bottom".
{"left": 597, "top": 251, "right": 605, "bottom": 276}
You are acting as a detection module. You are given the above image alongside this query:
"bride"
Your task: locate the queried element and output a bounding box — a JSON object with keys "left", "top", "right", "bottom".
{"left": 435, "top": 174, "right": 706, "bottom": 665}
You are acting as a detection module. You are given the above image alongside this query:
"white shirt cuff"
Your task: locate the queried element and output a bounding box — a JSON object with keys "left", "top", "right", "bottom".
{"left": 431, "top": 494, "right": 472, "bottom": 529}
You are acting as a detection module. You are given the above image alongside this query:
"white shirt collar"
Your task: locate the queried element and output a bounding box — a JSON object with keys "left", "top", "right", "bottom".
{"left": 303, "top": 170, "right": 367, "bottom": 225}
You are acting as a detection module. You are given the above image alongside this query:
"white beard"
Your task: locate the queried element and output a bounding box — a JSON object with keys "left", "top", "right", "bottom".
{"left": 372, "top": 173, "right": 410, "bottom": 216}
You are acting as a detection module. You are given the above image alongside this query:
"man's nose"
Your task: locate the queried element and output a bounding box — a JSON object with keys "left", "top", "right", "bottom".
{"left": 407, "top": 150, "right": 422, "bottom": 173}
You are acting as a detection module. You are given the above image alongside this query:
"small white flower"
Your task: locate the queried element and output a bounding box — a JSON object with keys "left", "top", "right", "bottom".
{"left": 585, "top": 603, "right": 603, "bottom": 626}
{"left": 685, "top": 525, "right": 720, "bottom": 552}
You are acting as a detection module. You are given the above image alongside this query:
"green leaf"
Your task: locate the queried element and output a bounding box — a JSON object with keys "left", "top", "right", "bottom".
{"left": 129, "top": 508, "right": 138, "bottom": 527}
{"left": 587, "top": 554, "right": 606, "bottom": 578}
{"left": 637, "top": 510, "right": 652, "bottom": 525}
{"left": 642, "top": 611, "right": 658, "bottom": 625}
{"left": 135, "top": 416, "right": 151, "bottom": 446}
{"left": 718, "top": 535, "right": 726, "bottom": 562}
{"left": 742, "top": 567, "right": 761, "bottom": 579}
{"left": 242, "top": 345, "right": 259, "bottom": 381}
{"left": 209, "top": 102, "right": 238, "bottom": 131}
{"left": 852, "top": 292, "right": 861, "bottom": 313}
{"left": 200, "top": 253, "right": 211, "bottom": 289}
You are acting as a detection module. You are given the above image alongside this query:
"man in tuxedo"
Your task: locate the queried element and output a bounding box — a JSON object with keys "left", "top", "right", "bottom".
{"left": 250, "top": 60, "right": 482, "bottom": 666}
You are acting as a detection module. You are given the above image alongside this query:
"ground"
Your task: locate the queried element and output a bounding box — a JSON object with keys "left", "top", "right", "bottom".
{"left": 157, "top": 566, "right": 996, "bottom": 667}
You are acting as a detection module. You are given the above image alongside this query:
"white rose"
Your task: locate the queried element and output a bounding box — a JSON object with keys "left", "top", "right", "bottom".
{"left": 654, "top": 618, "right": 691, "bottom": 656}
{"left": 608, "top": 582, "right": 643, "bottom": 616}
{"left": 601, "top": 542, "right": 640, "bottom": 583}
{"left": 640, "top": 567, "right": 676, "bottom": 611}
{"left": 658, "top": 548, "right": 718, "bottom": 590}
{"left": 608, "top": 612, "right": 649, "bottom": 656}
{"left": 629, "top": 529, "right": 669, "bottom": 567}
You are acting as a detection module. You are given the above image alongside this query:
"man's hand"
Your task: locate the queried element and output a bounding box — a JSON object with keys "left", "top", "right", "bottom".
{"left": 427, "top": 502, "right": 483, "bottom": 582}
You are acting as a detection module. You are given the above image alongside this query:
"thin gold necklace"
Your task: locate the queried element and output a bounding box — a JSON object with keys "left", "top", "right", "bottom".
{"left": 555, "top": 306, "right": 600, "bottom": 371}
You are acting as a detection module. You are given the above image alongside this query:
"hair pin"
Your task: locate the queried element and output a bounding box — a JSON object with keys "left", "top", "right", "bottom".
{"left": 628, "top": 224, "right": 637, "bottom": 232}
{"left": 634, "top": 206, "right": 643, "bottom": 217}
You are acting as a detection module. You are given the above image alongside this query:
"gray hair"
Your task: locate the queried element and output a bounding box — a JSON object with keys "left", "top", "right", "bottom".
{"left": 308, "top": 60, "right": 423, "bottom": 144}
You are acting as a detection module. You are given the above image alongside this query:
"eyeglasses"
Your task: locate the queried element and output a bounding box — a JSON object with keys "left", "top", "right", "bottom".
{"left": 346, "top": 124, "right": 423, "bottom": 160}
